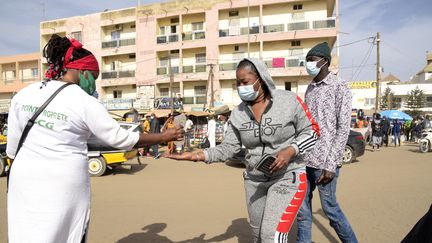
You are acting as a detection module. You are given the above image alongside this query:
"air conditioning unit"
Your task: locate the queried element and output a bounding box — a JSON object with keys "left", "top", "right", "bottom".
{"left": 114, "top": 24, "right": 123, "bottom": 31}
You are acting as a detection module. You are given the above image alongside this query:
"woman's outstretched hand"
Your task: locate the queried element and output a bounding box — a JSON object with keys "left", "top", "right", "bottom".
{"left": 164, "top": 151, "right": 205, "bottom": 162}
{"left": 165, "top": 152, "right": 194, "bottom": 161}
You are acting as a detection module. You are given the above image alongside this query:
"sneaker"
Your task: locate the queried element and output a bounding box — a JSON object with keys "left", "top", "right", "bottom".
{"left": 154, "top": 153, "right": 161, "bottom": 159}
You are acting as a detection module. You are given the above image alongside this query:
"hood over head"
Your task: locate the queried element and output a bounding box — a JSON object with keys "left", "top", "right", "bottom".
{"left": 237, "top": 58, "right": 276, "bottom": 96}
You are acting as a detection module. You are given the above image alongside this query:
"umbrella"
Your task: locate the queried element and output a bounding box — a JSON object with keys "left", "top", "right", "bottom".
{"left": 380, "top": 110, "right": 413, "bottom": 121}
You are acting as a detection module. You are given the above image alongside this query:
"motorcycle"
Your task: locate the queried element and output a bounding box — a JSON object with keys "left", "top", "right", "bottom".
{"left": 419, "top": 129, "right": 432, "bottom": 153}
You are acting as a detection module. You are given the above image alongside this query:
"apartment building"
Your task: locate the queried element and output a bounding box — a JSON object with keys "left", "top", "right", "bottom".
{"left": 39, "top": 0, "right": 338, "bottom": 112}
{"left": 0, "top": 52, "right": 41, "bottom": 113}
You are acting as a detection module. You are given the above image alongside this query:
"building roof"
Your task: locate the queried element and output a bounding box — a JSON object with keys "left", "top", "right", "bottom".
{"left": 381, "top": 73, "right": 401, "bottom": 82}
{"left": 423, "top": 63, "right": 432, "bottom": 72}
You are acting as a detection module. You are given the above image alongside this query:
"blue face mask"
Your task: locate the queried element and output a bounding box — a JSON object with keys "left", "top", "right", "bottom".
{"left": 237, "top": 78, "right": 260, "bottom": 102}
{"left": 306, "top": 58, "right": 327, "bottom": 77}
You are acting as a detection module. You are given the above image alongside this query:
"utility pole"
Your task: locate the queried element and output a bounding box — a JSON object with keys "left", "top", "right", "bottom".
{"left": 375, "top": 32, "right": 381, "bottom": 112}
{"left": 205, "top": 64, "right": 215, "bottom": 109}
{"left": 168, "top": 55, "right": 174, "bottom": 113}
{"left": 210, "top": 64, "right": 215, "bottom": 108}
{"left": 247, "top": 0, "right": 250, "bottom": 58}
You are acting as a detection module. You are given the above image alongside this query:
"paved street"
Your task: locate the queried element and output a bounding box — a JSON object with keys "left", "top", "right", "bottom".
{"left": 1, "top": 143, "right": 431, "bottom": 243}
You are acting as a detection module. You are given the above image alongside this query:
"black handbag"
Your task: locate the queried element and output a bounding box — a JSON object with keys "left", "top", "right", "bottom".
{"left": 6, "top": 82, "right": 73, "bottom": 191}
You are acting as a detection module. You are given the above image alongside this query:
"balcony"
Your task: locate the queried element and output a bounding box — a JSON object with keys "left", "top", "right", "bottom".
{"left": 101, "top": 70, "right": 135, "bottom": 79}
{"left": 263, "top": 58, "right": 305, "bottom": 69}
{"left": 263, "top": 24, "right": 284, "bottom": 33}
{"left": 157, "top": 34, "right": 180, "bottom": 44}
{"left": 156, "top": 66, "right": 179, "bottom": 75}
{"left": 21, "top": 76, "right": 38, "bottom": 82}
{"left": 219, "top": 26, "right": 260, "bottom": 37}
{"left": 183, "top": 96, "right": 206, "bottom": 105}
{"left": 219, "top": 63, "right": 237, "bottom": 71}
{"left": 262, "top": 17, "right": 336, "bottom": 34}
{"left": 182, "top": 31, "right": 206, "bottom": 41}
{"left": 102, "top": 38, "right": 135, "bottom": 49}
{"left": 182, "top": 64, "right": 207, "bottom": 73}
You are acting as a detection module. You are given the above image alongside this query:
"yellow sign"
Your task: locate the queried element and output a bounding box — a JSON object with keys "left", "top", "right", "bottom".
{"left": 348, "top": 81, "right": 376, "bottom": 89}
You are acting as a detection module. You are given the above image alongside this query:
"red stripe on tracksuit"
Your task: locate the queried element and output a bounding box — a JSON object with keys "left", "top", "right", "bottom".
{"left": 275, "top": 172, "right": 307, "bottom": 234}
{"left": 296, "top": 96, "right": 320, "bottom": 137}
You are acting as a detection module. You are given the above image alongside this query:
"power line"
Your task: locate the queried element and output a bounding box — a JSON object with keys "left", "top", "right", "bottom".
{"left": 351, "top": 41, "right": 375, "bottom": 81}
{"left": 339, "top": 63, "right": 375, "bottom": 70}
{"left": 335, "top": 36, "right": 374, "bottom": 48}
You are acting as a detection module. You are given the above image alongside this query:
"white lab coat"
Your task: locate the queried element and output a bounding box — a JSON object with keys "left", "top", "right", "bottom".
{"left": 6, "top": 81, "right": 139, "bottom": 243}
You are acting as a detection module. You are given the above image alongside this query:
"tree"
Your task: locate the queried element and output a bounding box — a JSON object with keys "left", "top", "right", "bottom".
{"left": 381, "top": 87, "right": 394, "bottom": 110}
{"left": 405, "top": 86, "right": 426, "bottom": 117}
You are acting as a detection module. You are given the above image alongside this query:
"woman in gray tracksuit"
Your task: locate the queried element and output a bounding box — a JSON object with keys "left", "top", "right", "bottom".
{"left": 167, "top": 58, "right": 320, "bottom": 243}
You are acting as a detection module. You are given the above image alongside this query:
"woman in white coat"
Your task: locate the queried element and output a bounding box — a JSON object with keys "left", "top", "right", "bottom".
{"left": 6, "top": 34, "right": 183, "bottom": 243}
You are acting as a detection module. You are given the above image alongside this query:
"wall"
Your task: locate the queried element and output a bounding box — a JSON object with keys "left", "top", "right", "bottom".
{"left": 182, "top": 13, "right": 206, "bottom": 32}
{"left": 102, "top": 22, "right": 137, "bottom": 41}
{"left": 102, "top": 54, "right": 136, "bottom": 71}
{"left": 218, "top": 7, "right": 260, "bottom": 29}
{"left": 104, "top": 85, "right": 137, "bottom": 99}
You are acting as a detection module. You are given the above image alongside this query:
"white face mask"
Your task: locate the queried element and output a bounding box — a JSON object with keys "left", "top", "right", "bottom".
{"left": 306, "top": 58, "right": 327, "bottom": 77}
{"left": 237, "top": 78, "right": 260, "bottom": 101}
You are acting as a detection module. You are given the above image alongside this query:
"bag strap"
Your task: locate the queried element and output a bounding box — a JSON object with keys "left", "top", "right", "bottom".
{"left": 7, "top": 82, "right": 73, "bottom": 191}
{"left": 14, "top": 82, "right": 73, "bottom": 155}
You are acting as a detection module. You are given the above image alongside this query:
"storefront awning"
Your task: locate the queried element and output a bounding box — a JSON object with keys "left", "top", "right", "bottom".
{"left": 185, "top": 111, "right": 211, "bottom": 117}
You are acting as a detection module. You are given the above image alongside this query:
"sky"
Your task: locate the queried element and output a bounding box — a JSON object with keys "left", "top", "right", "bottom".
{"left": 0, "top": 0, "right": 431, "bottom": 82}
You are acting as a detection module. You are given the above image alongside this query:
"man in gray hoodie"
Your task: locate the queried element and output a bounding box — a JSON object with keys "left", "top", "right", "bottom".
{"left": 168, "top": 58, "right": 320, "bottom": 243}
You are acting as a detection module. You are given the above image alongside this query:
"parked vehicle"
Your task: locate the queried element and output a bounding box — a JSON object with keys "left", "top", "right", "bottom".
{"left": 344, "top": 130, "right": 366, "bottom": 164}
{"left": 419, "top": 129, "right": 432, "bottom": 153}
{"left": 86, "top": 122, "right": 141, "bottom": 177}
{"left": 0, "top": 136, "right": 8, "bottom": 177}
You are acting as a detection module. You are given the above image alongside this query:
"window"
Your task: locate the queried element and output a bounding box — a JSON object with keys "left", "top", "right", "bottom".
{"left": 170, "top": 25, "right": 178, "bottom": 34}
{"left": 234, "top": 45, "right": 240, "bottom": 52}
{"left": 31, "top": 68, "right": 38, "bottom": 78}
{"left": 427, "top": 96, "right": 432, "bottom": 102}
{"left": 130, "top": 24, "right": 136, "bottom": 29}
{"left": 129, "top": 54, "right": 136, "bottom": 59}
{"left": 291, "top": 40, "right": 301, "bottom": 46}
{"left": 192, "top": 22, "right": 204, "bottom": 31}
{"left": 111, "top": 31, "right": 120, "bottom": 40}
{"left": 113, "top": 90, "right": 122, "bottom": 98}
{"left": 159, "top": 26, "right": 166, "bottom": 35}
{"left": 170, "top": 49, "right": 180, "bottom": 55}
{"left": 160, "top": 88, "right": 169, "bottom": 97}
{"left": 293, "top": 4, "right": 303, "bottom": 10}
{"left": 111, "top": 62, "right": 117, "bottom": 71}
{"left": 170, "top": 18, "right": 179, "bottom": 24}
{"left": 194, "top": 85, "right": 207, "bottom": 96}
{"left": 285, "top": 82, "right": 291, "bottom": 91}
{"left": 292, "top": 12, "right": 305, "bottom": 20}
{"left": 229, "top": 10, "right": 239, "bottom": 17}
{"left": 195, "top": 53, "right": 206, "bottom": 63}
{"left": 365, "top": 98, "right": 375, "bottom": 106}
{"left": 71, "top": 31, "right": 82, "bottom": 42}
{"left": 159, "top": 57, "right": 168, "bottom": 67}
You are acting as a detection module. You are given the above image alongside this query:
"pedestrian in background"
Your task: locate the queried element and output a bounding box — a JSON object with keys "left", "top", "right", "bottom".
{"left": 184, "top": 115, "right": 194, "bottom": 151}
{"left": 371, "top": 113, "right": 383, "bottom": 151}
{"left": 150, "top": 113, "right": 161, "bottom": 159}
{"left": 206, "top": 114, "right": 216, "bottom": 148}
{"left": 393, "top": 119, "right": 402, "bottom": 147}
{"left": 381, "top": 116, "right": 391, "bottom": 147}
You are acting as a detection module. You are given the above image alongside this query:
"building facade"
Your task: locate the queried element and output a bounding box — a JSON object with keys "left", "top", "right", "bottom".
{"left": 38, "top": 0, "right": 338, "bottom": 111}
{"left": 0, "top": 52, "right": 41, "bottom": 113}
{"left": 350, "top": 79, "right": 432, "bottom": 114}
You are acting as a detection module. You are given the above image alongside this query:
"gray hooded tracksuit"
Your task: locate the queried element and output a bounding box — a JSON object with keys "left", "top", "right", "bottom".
{"left": 204, "top": 58, "right": 319, "bottom": 243}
